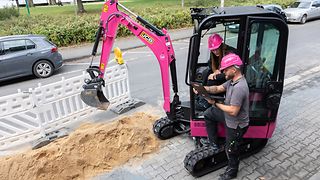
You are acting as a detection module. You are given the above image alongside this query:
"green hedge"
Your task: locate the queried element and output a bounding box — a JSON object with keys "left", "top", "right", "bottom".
{"left": 0, "top": 7, "right": 191, "bottom": 47}
{"left": 0, "top": 7, "right": 19, "bottom": 21}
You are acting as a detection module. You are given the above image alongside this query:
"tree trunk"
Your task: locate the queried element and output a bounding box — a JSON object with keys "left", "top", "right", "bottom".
{"left": 76, "top": 0, "right": 86, "bottom": 14}
{"left": 28, "top": 0, "right": 34, "bottom": 7}
{"left": 49, "top": 0, "right": 57, "bottom": 5}
{"left": 15, "top": 0, "right": 20, "bottom": 14}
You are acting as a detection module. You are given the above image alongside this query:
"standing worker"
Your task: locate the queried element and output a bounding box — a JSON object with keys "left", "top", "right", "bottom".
{"left": 196, "top": 53, "right": 249, "bottom": 180}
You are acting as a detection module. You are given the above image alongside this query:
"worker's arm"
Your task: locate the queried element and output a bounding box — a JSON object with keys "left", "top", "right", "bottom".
{"left": 205, "top": 98, "right": 241, "bottom": 117}
{"left": 204, "top": 85, "right": 225, "bottom": 94}
{"left": 215, "top": 103, "right": 241, "bottom": 116}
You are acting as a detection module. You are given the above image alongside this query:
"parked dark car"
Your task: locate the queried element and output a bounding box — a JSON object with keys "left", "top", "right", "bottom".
{"left": 0, "top": 35, "right": 63, "bottom": 81}
{"left": 227, "top": 4, "right": 287, "bottom": 33}
{"left": 257, "top": 4, "right": 287, "bottom": 22}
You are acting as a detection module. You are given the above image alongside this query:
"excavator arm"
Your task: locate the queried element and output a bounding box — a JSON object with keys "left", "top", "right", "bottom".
{"left": 81, "top": 0, "right": 180, "bottom": 117}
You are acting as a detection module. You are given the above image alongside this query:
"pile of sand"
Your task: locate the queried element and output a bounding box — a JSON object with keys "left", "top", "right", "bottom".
{"left": 0, "top": 112, "right": 160, "bottom": 180}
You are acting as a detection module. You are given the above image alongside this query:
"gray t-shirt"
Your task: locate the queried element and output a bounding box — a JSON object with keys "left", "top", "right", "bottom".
{"left": 222, "top": 77, "right": 249, "bottom": 129}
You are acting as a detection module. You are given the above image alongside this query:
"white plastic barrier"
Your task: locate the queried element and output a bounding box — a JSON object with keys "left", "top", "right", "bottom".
{"left": 0, "top": 64, "right": 131, "bottom": 151}
{"left": 0, "top": 92, "right": 43, "bottom": 150}
{"left": 103, "top": 64, "right": 131, "bottom": 106}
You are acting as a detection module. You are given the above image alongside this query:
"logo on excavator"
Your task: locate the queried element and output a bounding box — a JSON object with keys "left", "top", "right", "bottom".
{"left": 103, "top": 4, "right": 108, "bottom": 12}
{"left": 140, "top": 31, "right": 154, "bottom": 44}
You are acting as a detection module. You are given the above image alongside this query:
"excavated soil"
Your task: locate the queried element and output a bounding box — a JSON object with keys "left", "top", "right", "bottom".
{"left": 0, "top": 112, "right": 161, "bottom": 180}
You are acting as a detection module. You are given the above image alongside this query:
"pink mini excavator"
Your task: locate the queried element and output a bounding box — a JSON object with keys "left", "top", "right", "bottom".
{"left": 81, "top": 0, "right": 288, "bottom": 177}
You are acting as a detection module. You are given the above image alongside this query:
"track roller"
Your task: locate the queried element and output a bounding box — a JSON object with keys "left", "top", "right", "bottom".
{"left": 153, "top": 117, "right": 177, "bottom": 140}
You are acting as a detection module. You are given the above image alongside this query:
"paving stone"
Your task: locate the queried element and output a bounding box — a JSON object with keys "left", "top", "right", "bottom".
{"left": 272, "top": 145, "right": 287, "bottom": 154}
{"left": 308, "top": 150, "right": 319, "bottom": 160}
{"left": 255, "top": 164, "right": 273, "bottom": 175}
{"left": 303, "top": 161, "right": 318, "bottom": 174}
{"left": 264, "top": 151, "right": 279, "bottom": 161}
{"left": 294, "top": 168, "right": 310, "bottom": 179}
{"left": 245, "top": 171, "right": 264, "bottom": 180}
{"left": 285, "top": 147, "right": 300, "bottom": 157}
{"left": 267, "top": 158, "right": 282, "bottom": 168}
{"left": 270, "top": 166, "right": 286, "bottom": 177}
{"left": 154, "top": 174, "right": 164, "bottom": 180}
{"left": 282, "top": 165, "right": 298, "bottom": 178}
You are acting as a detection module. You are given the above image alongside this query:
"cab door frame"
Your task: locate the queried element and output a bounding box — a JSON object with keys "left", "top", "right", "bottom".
{"left": 242, "top": 16, "right": 288, "bottom": 137}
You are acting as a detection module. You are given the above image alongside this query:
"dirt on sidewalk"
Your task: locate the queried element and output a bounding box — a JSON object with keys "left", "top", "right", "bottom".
{"left": 0, "top": 112, "right": 161, "bottom": 180}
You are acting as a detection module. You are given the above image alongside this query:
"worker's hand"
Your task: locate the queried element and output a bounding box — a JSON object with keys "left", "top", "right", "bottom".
{"left": 208, "top": 73, "right": 215, "bottom": 80}
{"left": 205, "top": 98, "right": 215, "bottom": 105}
{"left": 193, "top": 88, "right": 198, "bottom": 94}
{"left": 208, "top": 70, "right": 221, "bottom": 80}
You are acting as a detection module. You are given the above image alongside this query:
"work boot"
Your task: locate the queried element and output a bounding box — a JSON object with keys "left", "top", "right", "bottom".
{"left": 218, "top": 167, "right": 238, "bottom": 180}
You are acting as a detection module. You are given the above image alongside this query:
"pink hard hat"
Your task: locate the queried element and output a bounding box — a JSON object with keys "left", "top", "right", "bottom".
{"left": 208, "top": 33, "right": 223, "bottom": 50}
{"left": 220, "top": 53, "right": 243, "bottom": 71}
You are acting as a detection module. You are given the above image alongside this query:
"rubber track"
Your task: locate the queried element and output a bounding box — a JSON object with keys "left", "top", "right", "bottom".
{"left": 153, "top": 117, "right": 176, "bottom": 140}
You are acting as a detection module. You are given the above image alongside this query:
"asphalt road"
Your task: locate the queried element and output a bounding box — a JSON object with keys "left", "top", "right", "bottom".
{"left": 1, "top": 20, "right": 320, "bottom": 105}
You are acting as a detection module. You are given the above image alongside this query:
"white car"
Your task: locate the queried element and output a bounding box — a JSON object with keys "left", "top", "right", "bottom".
{"left": 284, "top": 0, "right": 320, "bottom": 23}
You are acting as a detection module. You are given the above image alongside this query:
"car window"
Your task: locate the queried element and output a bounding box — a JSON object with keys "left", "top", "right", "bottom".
{"left": 3, "top": 40, "right": 27, "bottom": 54}
{"left": 26, "top": 39, "right": 36, "bottom": 49}
{"left": 291, "top": 2, "right": 311, "bottom": 8}
{"left": 0, "top": 42, "right": 4, "bottom": 55}
{"left": 312, "top": 1, "right": 320, "bottom": 7}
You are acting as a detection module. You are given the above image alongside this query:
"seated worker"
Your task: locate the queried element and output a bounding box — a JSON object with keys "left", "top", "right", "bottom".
{"left": 195, "top": 33, "right": 236, "bottom": 111}
{"left": 195, "top": 53, "right": 250, "bottom": 180}
{"left": 206, "top": 33, "right": 238, "bottom": 85}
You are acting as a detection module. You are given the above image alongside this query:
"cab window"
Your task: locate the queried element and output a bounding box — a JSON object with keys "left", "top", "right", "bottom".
{"left": 198, "top": 23, "right": 239, "bottom": 64}
{"left": 245, "top": 22, "right": 280, "bottom": 89}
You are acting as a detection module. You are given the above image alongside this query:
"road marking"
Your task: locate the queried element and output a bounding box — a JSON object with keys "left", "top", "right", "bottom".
{"left": 65, "top": 63, "right": 100, "bottom": 66}
{"left": 179, "top": 47, "right": 189, "bottom": 50}
{"left": 58, "top": 69, "right": 85, "bottom": 76}
{"left": 284, "top": 64, "right": 320, "bottom": 86}
{"left": 173, "top": 42, "right": 189, "bottom": 45}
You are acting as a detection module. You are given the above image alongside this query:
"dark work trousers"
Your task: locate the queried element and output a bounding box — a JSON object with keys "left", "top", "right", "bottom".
{"left": 203, "top": 106, "right": 225, "bottom": 145}
{"left": 225, "top": 125, "right": 248, "bottom": 170}
{"left": 204, "top": 106, "right": 249, "bottom": 170}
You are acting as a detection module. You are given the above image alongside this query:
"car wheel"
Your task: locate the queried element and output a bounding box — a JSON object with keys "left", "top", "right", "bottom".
{"left": 33, "top": 60, "right": 54, "bottom": 78}
{"left": 300, "top": 15, "right": 307, "bottom": 24}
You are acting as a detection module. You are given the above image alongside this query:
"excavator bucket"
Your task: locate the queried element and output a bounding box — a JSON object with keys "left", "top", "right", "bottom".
{"left": 80, "top": 88, "right": 110, "bottom": 110}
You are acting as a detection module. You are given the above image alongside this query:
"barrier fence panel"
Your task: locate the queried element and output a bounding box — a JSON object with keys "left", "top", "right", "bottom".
{"left": 103, "top": 64, "right": 131, "bottom": 106}
{"left": 33, "top": 74, "right": 95, "bottom": 134}
{"left": 0, "top": 92, "right": 43, "bottom": 149}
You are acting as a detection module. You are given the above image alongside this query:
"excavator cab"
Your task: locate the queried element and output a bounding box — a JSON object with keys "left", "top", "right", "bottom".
{"left": 184, "top": 6, "right": 288, "bottom": 176}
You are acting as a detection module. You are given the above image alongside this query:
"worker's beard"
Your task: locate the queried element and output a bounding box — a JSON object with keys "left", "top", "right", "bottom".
{"left": 225, "top": 72, "right": 235, "bottom": 80}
